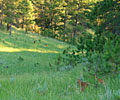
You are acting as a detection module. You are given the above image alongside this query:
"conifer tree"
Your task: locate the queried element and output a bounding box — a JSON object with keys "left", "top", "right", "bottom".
{"left": 3, "top": 0, "right": 20, "bottom": 36}
{"left": 18, "top": 0, "right": 34, "bottom": 32}
{"left": 0, "top": 0, "right": 3, "bottom": 28}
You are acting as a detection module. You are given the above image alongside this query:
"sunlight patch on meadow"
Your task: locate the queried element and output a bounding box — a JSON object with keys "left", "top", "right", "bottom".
{"left": 57, "top": 45, "right": 67, "bottom": 49}
{"left": 0, "top": 46, "right": 59, "bottom": 53}
{"left": 26, "top": 48, "right": 59, "bottom": 53}
{"left": 0, "top": 47, "right": 20, "bottom": 52}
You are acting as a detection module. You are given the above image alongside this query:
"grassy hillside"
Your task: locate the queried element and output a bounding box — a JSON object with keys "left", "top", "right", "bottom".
{"left": 0, "top": 29, "right": 120, "bottom": 100}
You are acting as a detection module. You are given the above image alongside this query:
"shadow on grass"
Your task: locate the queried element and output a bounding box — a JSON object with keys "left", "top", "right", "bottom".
{"left": 0, "top": 51, "right": 59, "bottom": 76}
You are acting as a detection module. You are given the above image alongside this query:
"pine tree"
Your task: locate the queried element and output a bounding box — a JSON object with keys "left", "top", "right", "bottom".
{"left": 0, "top": 0, "right": 3, "bottom": 28}
{"left": 88, "top": 0, "right": 120, "bottom": 35}
{"left": 18, "top": 0, "right": 34, "bottom": 33}
{"left": 3, "top": 0, "right": 20, "bottom": 36}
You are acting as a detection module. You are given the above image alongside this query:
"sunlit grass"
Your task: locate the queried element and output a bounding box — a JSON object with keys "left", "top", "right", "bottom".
{"left": 0, "top": 47, "right": 20, "bottom": 52}
{"left": 0, "top": 29, "right": 120, "bottom": 100}
{"left": 0, "top": 46, "right": 59, "bottom": 53}
{"left": 0, "top": 43, "right": 60, "bottom": 53}
{"left": 56, "top": 45, "right": 68, "bottom": 49}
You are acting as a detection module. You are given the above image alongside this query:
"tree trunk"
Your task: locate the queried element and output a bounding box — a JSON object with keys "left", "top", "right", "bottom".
{"left": 7, "top": 23, "right": 10, "bottom": 31}
{"left": 22, "top": 16, "right": 24, "bottom": 29}
{"left": 95, "top": 64, "right": 98, "bottom": 88}
{"left": 42, "top": 6, "right": 45, "bottom": 31}
{"left": 74, "top": 14, "right": 78, "bottom": 37}
{"left": 25, "top": 24, "right": 27, "bottom": 33}
{"left": 48, "top": 14, "right": 51, "bottom": 31}
{"left": 63, "top": 9, "right": 67, "bottom": 41}
{"left": 53, "top": 20, "right": 57, "bottom": 38}
{"left": 43, "top": 19, "right": 46, "bottom": 31}
{"left": 48, "top": 0, "right": 52, "bottom": 30}
{"left": 1, "top": 1, "right": 3, "bottom": 28}
{"left": 9, "top": 23, "right": 12, "bottom": 36}
{"left": 73, "top": 14, "right": 78, "bottom": 44}
{"left": 115, "top": 64, "right": 118, "bottom": 72}
{"left": 50, "top": 13, "right": 53, "bottom": 37}
{"left": 71, "top": 32, "right": 74, "bottom": 44}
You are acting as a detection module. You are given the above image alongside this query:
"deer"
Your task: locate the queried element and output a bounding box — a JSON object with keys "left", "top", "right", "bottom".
{"left": 77, "top": 79, "right": 88, "bottom": 91}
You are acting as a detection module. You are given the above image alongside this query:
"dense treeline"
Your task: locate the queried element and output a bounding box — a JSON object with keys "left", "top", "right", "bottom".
{"left": 1, "top": 0, "right": 119, "bottom": 44}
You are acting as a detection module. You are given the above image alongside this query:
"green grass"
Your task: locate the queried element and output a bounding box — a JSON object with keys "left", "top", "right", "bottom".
{"left": 0, "top": 29, "right": 120, "bottom": 100}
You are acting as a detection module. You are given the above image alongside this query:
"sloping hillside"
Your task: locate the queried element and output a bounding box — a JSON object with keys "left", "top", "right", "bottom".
{"left": 0, "top": 29, "right": 71, "bottom": 74}
{"left": 0, "top": 30, "right": 120, "bottom": 100}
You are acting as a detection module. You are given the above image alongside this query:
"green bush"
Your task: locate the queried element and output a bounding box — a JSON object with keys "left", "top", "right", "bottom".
{"left": 59, "top": 32, "right": 120, "bottom": 74}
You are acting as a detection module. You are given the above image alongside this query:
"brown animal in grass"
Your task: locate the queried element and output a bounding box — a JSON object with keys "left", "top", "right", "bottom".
{"left": 77, "top": 79, "right": 88, "bottom": 91}
{"left": 98, "top": 79, "right": 104, "bottom": 84}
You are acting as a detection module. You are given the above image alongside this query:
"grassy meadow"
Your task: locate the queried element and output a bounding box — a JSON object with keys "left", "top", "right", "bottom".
{"left": 0, "top": 29, "right": 120, "bottom": 100}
